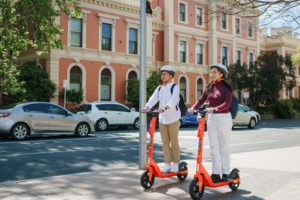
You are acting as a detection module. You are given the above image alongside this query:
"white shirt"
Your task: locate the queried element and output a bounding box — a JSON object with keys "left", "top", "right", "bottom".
{"left": 145, "top": 81, "right": 181, "bottom": 124}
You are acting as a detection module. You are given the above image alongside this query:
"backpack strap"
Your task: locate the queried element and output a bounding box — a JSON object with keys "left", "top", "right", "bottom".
{"left": 170, "top": 83, "right": 176, "bottom": 94}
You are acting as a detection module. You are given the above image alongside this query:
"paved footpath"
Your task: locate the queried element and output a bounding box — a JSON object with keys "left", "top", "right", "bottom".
{"left": 0, "top": 146, "right": 300, "bottom": 200}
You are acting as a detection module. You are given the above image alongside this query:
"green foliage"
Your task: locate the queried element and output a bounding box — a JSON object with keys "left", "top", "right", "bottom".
{"left": 125, "top": 70, "right": 162, "bottom": 110}
{"left": 4, "top": 61, "right": 56, "bottom": 104}
{"left": 61, "top": 89, "right": 83, "bottom": 104}
{"left": 289, "top": 98, "right": 300, "bottom": 113}
{"left": 255, "top": 106, "right": 275, "bottom": 115}
{"left": 274, "top": 99, "right": 296, "bottom": 119}
{"left": 0, "top": 0, "right": 80, "bottom": 102}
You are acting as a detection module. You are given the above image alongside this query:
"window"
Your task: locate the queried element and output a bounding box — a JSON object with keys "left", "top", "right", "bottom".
{"left": 196, "top": 8, "right": 203, "bottom": 26}
{"left": 70, "top": 17, "right": 82, "bottom": 47}
{"left": 102, "top": 23, "right": 112, "bottom": 51}
{"left": 70, "top": 66, "right": 82, "bottom": 91}
{"left": 101, "top": 69, "right": 111, "bottom": 101}
{"left": 179, "top": 3, "right": 186, "bottom": 22}
{"left": 248, "top": 22, "right": 253, "bottom": 37}
{"left": 77, "top": 104, "right": 92, "bottom": 114}
{"left": 197, "top": 78, "right": 203, "bottom": 99}
{"left": 23, "top": 104, "right": 47, "bottom": 113}
{"left": 298, "top": 66, "right": 300, "bottom": 75}
{"left": 249, "top": 52, "right": 254, "bottom": 67}
{"left": 47, "top": 105, "right": 67, "bottom": 115}
{"left": 179, "top": 77, "right": 187, "bottom": 102}
{"left": 222, "top": 46, "right": 228, "bottom": 66}
{"left": 237, "top": 50, "right": 241, "bottom": 65}
{"left": 128, "top": 71, "right": 138, "bottom": 79}
{"left": 196, "top": 44, "right": 203, "bottom": 65}
{"left": 288, "top": 66, "right": 293, "bottom": 75}
{"left": 289, "top": 87, "right": 293, "bottom": 99}
{"left": 129, "top": 28, "right": 137, "bottom": 54}
{"left": 235, "top": 18, "right": 240, "bottom": 34}
{"left": 298, "top": 86, "right": 300, "bottom": 98}
{"left": 114, "top": 105, "right": 129, "bottom": 112}
{"left": 221, "top": 13, "right": 227, "bottom": 29}
{"left": 179, "top": 41, "right": 186, "bottom": 63}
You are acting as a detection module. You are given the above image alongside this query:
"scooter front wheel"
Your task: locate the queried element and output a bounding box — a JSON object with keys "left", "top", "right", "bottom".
{"left": 229, "top": 168, "right": 240, "bottom": 191}
{"left": 177, "top": 162, "right": 188, "bottom": 181}
{"left": 189, "top": 178, "right": 205, "bottom": 200}
{"left": 140, "top": 170, "right": 155, "bottom": 189}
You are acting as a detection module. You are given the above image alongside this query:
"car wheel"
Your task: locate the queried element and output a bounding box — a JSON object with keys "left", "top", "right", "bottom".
{"left": 11, "top": 123, "right": 29, "bottom": 140}
{"left": 248, "top": 118, "right": 256, "bottom": 129}
{"left": 97, "top": 119, "right": 108, "bottom": 131}
{"left": 76, "top": 123, "right": 90, "bottom": 137}
{"left": 133, "top": 118, "right": 139, "bottom": 129}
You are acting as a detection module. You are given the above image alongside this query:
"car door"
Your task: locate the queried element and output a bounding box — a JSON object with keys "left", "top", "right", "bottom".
{"left": 114, "top": 104, "right": 132, "bottom": 124}
{"left": 233, "top": 106, "right": 248, "bottom": 125}
{"left": 23, "top": 103, "right": 49, "bottom": 132}
{"left": 46, "top": 104, "right": 76, "bottom": 132}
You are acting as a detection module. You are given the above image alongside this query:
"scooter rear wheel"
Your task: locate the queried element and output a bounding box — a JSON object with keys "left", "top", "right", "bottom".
{"left": 140, "top": 170, "right": 155, "bottom": 189}
{"left": 189, "top": 178, "right": 205, "bottom": 200}
{"left": 229, "top": 168, "right": 240, "bottom": 191}
{"left": 177, "top": 162, "right": 188, "bottom": 181}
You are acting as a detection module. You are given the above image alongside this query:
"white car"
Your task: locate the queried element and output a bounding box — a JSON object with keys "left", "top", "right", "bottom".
{"left": 76, "top": 102, "right": 139, "bottom": 131}
{"left": 198, "top": 103, "right": 261, "bottom": 129}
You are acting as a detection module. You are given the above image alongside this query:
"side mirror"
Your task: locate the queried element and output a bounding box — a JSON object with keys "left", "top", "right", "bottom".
{"left": 130, "top": 108, "right": 136, "bottom": 112}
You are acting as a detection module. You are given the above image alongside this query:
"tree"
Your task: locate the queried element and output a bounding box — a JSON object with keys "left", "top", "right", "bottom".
{"left": 211, "top": 0, "right": 300, "bottom": 36}
{"left": 247, "top": 53, "right": 295, "bottom": 109}
{"left": 5, "top": 61, "right": 56, "bottom": 104}
{"left": 0, "top": 0, "right": 80, "bottom": 104}
{"left": 227, "top": 62, "right": 248, "bottom": 98}
{"left": 125, "top": 70, "right": 162, "bottom": 110}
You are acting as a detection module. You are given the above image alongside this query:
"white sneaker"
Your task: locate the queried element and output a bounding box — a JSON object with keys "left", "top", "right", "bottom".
{"left": 161, "top": 163, "right": 171, "bottom": 173}
{"left": 170, "top": 163, "right": 179, "bottom": 173}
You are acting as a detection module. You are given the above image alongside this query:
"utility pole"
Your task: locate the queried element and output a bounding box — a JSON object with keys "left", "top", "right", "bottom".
{"left": 139, "top": 0, "right": 147, "bottom": 169}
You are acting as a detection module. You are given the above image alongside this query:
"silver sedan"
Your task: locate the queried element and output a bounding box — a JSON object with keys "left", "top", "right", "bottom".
{"left": 0, "top": 102, "right": 95, "bottom": 140}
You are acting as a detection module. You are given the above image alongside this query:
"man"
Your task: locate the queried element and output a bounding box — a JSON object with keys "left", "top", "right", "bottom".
{"left": 142, "top": 66, "right": 181, "bottom": 173}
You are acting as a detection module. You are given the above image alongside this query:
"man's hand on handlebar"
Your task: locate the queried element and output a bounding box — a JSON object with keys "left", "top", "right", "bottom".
{"left": 188, "top": 108, "right": 194, "bottom": 114}
{"left": 142, "top": 106, "right": 150, "bottom": 113}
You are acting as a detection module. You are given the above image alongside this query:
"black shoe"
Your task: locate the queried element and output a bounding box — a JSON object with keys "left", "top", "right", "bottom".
{"left": 222, "top": 174, "right": 229, "bottom": 182}
{"left": 211, "top": 174, "right": 221, "bottom": 183}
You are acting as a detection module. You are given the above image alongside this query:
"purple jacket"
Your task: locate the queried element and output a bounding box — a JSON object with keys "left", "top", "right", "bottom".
{"left": 192, "top": 81, "right": 232, "bottom": 113}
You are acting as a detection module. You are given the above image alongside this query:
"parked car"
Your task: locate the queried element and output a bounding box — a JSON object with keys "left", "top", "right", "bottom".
{"left": 76, "top": 101, "right": 139, "bottom": 131}
{"left": 197, "top": 103, "right": 261, "bottom": 129}
{"left": 180, "top": 108, "right": 199, "bottom": 127}
{"left": 0, "top": 102, "right": 94, "bottom": 140}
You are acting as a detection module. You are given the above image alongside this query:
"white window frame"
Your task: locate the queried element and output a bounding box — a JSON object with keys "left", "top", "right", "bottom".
{"left": 67, "top": 61, "right": 87, "bottom": 102}
{"left": 178, "top": 1, "right": 188, "bottom": 24}
{"left": 178, "top": 74, "right": 190, "bottom": 104}
{"left": 152, "top": 32, "right": 158, "bottom": 60}
{"left": 221, "top": 12, "right": 229, "bottom": 31}
{"left": 248, "top": 21, "right": 254, "bottom": 38}
{"left": 195, "top": 6, "right": 204, "bottom": 28}
{"left": 248, "top": 51, "right": 254, "bottom": 68}
{"left": 98, "top": 13, "right": 119, "bottom": 52}
{"left": 98, "top": 62, "right": 116, "bottom": 101}
{"left": 68, "top": 10, "right": 90, "bottom": 48}
{"left": 195, "top": 76, "right": 205, "bottom": 101}
{"left": 236, "top": 48, "right": 243, "bottom": 65}
{"left": 126, "top": 19, "right": 140, "bottom": 55}
{"left": 289, "top": 87, "right": 294, "bottom": 99}
{"left": 235, "top": 17, "right": 241, "bottom": 35}
{"left": 194, "top": 37, "right": 207, "bottom": 65}
{"left": 221, "top": 45, "right": 229, "bottom": 66}
{"left": 177, "top": 33, "right": 191, "bottom": 64}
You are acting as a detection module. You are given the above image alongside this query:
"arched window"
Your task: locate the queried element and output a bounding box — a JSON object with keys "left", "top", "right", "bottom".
{"left": 101, "top": 69, "right": 111, "bottom": 101}
{"left": 196, "top": 78, "right": 203, "bottom": 99}
{"left": 298, "top": 85, "right": 300, "bottom": 98}
{"left": 69, "top": 66, "right": 82, "bottom": 91}
{"left": 179, "top": 77, "right": 187, "bottom": 102}
{"left": 128, "top": 71, "right": 138, "bottom": 79}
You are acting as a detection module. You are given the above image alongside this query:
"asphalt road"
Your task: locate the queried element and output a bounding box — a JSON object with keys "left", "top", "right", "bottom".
{"left": 1, "top": 121, "right": 300, "bottom": 183}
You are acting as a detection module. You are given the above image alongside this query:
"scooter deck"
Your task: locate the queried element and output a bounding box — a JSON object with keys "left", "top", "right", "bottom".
{"left": 158, "top": 170, "right": 188, "bottom": 178}
{"left": 205, "top": 178, "right": 240, "bottom": 188}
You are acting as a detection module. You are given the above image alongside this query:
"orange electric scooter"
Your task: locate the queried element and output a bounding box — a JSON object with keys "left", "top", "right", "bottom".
{"left": 140, "top": 109, "right": 188, "bottom": 189}
{"left": 189, "top": 108, "right": 240, "bottom": 200}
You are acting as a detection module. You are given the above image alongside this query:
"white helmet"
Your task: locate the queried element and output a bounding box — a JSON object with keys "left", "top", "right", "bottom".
{"left": 210, "top": 63, "right": 228, "bottom": 77}
{"left": 160, "top": 65, "right": 175, "bottom": 76}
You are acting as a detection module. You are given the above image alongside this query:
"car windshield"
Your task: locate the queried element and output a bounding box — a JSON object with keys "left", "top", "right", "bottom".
{"left": 241, "top": 105, "right": 252, "bottom": 112}
{"left": 77, "top": 104, "right": 91, "bottom": 113}
{"left": 0, "top": 102, "right": 23, "bottom": 110}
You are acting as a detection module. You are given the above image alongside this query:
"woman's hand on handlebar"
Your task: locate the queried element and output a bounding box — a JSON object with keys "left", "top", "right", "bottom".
{"left": 188, "top": 108, "right": 195, "bottom": 114}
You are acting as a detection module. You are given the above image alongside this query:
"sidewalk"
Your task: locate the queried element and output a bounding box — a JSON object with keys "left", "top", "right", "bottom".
{"left": 0, "top": 146, "right": 300, "bottom": 200}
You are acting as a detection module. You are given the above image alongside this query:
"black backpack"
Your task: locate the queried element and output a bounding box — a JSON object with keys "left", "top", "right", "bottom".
{"left": 158, "top": 83, "right": 186, "bottom": 117}
{"left": 223, "top": 84, "right": 238, "bottom": 119}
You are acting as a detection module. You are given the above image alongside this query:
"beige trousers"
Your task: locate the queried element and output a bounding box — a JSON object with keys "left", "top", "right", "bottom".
{"left": 159, "top": 120, "right": 180, "bottom": 164}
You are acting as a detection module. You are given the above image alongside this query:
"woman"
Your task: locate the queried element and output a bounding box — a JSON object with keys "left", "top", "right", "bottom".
{"left": 188, "top": 63, "right": 232, "bottom": 183}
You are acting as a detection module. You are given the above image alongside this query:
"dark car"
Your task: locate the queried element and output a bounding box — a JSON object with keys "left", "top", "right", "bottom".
{"left": 180, "top": 108, "right": 199, "bottom": 127}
